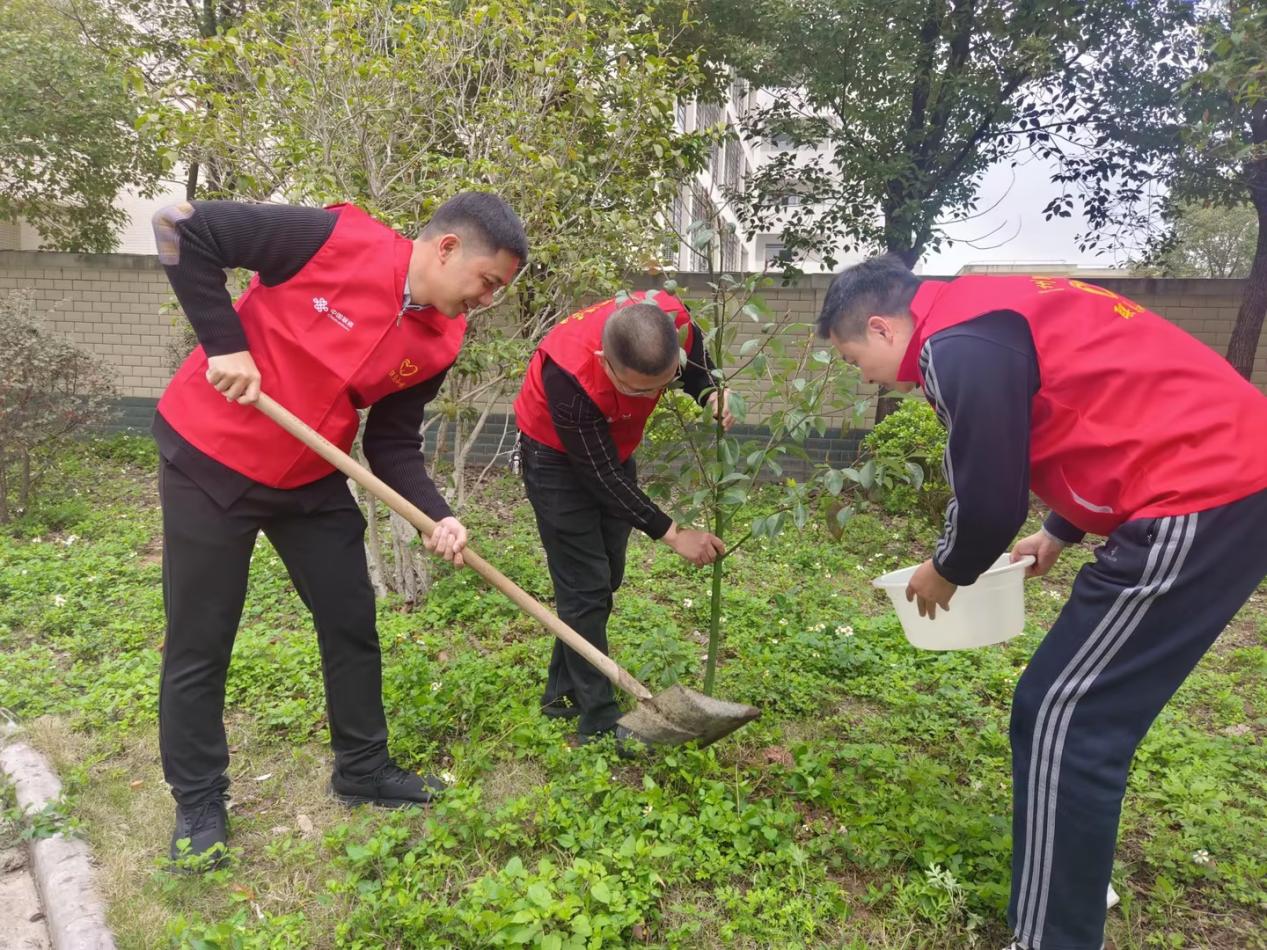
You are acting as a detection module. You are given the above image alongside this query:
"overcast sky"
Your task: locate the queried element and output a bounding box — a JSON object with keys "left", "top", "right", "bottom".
{"left": 919, "top": 153, "right": 1123, "bottom": 277}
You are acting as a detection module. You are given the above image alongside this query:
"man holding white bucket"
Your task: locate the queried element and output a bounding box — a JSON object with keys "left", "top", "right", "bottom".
{"left": 816, "top": 254, "right": 1267, "bottom": 950}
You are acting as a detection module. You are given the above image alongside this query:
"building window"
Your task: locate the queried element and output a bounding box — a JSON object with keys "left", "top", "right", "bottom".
{"left": 691, "top": 186, "right": 715, "bottom": 271}
{"left": 763, "top": 242, "right": 785, "bottom": 265}
{"left": 724, "top": 138, "right": 741, "bottom": 189}
{"left": 722, "top": 226, "right": 740, "bottom": 271}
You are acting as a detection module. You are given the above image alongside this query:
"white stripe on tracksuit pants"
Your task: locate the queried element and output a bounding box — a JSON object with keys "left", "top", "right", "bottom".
{"left": 1008, "top": 486, "right": 1267, "bottom": 949}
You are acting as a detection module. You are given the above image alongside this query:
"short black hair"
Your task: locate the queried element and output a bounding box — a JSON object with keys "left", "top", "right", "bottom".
{"left": 816, "top": 253, "right": 920, "bottom": 340}
{"left": 422, "top": 191, "right": 529, "bottom": 265}
{"left": 602, "top": 302, "right": 679, "bottom": 376}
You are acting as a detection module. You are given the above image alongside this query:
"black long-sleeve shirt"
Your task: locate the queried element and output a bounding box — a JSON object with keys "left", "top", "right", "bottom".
{"left": 538, "top": 323, "right": 716, "bottom": 539}
{"left": 921, "top": 311, "right": 1042, "bottom": 586}
{"left": 152, "top": 200, "right": 453, "bottom": 518}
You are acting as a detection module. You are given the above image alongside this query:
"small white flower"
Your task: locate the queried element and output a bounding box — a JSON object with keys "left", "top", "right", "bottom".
{"left": 31, "top": 537, "right": 42, "bottom": 544}
{"left": 682, "top": 598, "right": 693, "bottom": 609}
{"left": 771, "top": 638, "right": 779, "bottom": 645}
{"left": 430, "top": 682, "right": 442, "bottom": 692}
{"left": 778, "top": 618, "right": 788, "bottom": 626}
{"left": 52, "top": 594, "right": 66, "bottom": 607}
{"left": 441, "top": 771, "right": 456, "bottom": 785}
{"left": 643, "top": 803, "right": 653, "bottom": 815}
{"left": 811, "top": 651, "right": 821, "bottom": 658}
{"left": 59, "top": 534, "right": 78, "bottom": 546}
{"left": 836, "top": 625, "right": 854, "bottom": 637}
{"left": 1192, "top": 849, "right": 1211, "bottom": 865}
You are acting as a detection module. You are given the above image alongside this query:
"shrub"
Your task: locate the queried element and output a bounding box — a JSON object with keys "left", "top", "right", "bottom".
{"left": 861, "top": 399, "right": 950, "bottom": 524}
{"left": 0, "top": 291, "right": 117, "bottom": 521}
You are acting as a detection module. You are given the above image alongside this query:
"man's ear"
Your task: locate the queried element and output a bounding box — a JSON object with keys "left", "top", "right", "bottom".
{"left": 436, "top": 233, "right": 460, "bottom": 262}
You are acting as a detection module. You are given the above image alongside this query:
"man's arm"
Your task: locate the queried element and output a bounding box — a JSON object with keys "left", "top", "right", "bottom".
{"left": 920, "top": 312, "right": 1040, "bottom": 587}
{"left": 153, "top": 200, "right": 338, "bottom": 356}
{"left": 542, "top": 359, "right": 673, "bottom": 538}
{"left": 362, "top": 371, "right": 454, "bottom": 522}
{"left": 540, "top": 359, "right": 724, "bottom": 565}
{"left": 680, "top": 319, "right": 716, "bottom": 404}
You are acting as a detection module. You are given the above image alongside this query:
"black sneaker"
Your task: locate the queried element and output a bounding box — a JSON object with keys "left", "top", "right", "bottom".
{"left": 168, "top": 798, "right": 229, "bottom": 868}
{"left": 330, "top": 761, "right": 447, "bottom": 808}
{"left": 577, "top": 724, "right": 651, "bottom": 759}
{"left": 541, "top": 695, "right": 581, "bottom": 719}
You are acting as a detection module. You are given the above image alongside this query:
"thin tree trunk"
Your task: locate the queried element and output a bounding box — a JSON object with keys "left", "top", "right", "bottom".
{"left": 0, "top": 451, "right": 9, "bottom": 523}
{"left": 1226, "top": 187, "right": 1267, "bottom": 380}
{"left": 185, "top": 162, "right": 200, "bottom": 201}
{"left": 19, "top": 451, "right": 32, "bottom": 511}
{"left": 454, "top": 397, "right": 498, "bottom": 508}
{"left": 452, "top": 416, "right": 465, "bottom": 511}
{"left": 352, "top": 444, "right": 388, "bottom": 598}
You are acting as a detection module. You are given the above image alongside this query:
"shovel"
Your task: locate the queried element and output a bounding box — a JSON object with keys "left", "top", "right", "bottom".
{"left": 255, "top": 393, "right": 760, "bottom": 747}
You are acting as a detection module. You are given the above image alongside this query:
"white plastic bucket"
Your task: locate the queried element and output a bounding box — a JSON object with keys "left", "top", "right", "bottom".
{"left": 871, "top": 554, "right": 1035, "bottom": 651}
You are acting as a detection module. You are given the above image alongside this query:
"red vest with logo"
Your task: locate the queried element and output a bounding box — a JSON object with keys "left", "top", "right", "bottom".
{"left": 513, "top": 291, "right": 693, "bottom": 462}
{"left": 157, "top": 204, "right": 466, "bottom": 487}
{"left": 905, "top": 275, "right": 1267, "bottom": 536}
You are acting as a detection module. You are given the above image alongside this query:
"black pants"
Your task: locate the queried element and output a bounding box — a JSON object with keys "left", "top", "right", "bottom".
{"left": 520, "top": 436, "right": 633, "bottom": 735}
{"left": 158, "top": 457, "right": 389, "bottom": 806}
{"left": 1009, "top": 487, "right": 1267, "bottom": 950}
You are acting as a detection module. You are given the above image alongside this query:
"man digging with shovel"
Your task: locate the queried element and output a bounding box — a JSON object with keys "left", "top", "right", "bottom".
{"left": 816, "top": 255, "right": 1267, "bottom": 950}
{"left": 513, "top": 292, "right": 734, "bottom": 749}
{"left": 152, "top": 194, "right": 526, "bottom": 867}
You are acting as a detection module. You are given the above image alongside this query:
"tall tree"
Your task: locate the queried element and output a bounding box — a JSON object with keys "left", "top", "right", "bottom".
{"left": 1142, "top": 202, "right": 1257, "bottom": 279}
{"left": 1052, "top": 2, "right": 1267, "bottom": 380}
{"left": 680, "top": 0, "right": 1194, "bottom": 268}
{"left": 0, "top": 0, "right": 163, "bottom": 251}
{"left": 72, "top": 0, "right": 276, "bottom": 199}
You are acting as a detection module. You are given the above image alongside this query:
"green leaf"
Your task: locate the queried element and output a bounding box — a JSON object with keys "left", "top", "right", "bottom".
{"left": 590, "top": 880, "right": 613, "bottom": 904}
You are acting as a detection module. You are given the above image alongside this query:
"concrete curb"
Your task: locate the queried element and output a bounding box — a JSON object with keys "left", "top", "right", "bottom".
{"left": 0, "top": 725, "right": 116, "bottom": 950}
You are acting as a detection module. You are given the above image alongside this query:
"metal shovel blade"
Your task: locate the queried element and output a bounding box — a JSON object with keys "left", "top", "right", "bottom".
{"left": 617, "top": 684, "right": 761, "bottom": 747}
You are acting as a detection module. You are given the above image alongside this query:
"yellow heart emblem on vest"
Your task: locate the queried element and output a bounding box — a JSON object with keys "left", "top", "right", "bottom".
{"left": 398, "top": 358, "right": 419, "bottom": 377}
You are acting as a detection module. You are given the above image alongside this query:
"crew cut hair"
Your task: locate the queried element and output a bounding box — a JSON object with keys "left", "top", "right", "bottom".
{"left": 601, "top": 302, "right": 680, "bottom": 376}
{"left": 816, "top": 253, "right": 920, "bottom": 340}
{"left": 421, "top": 191, "right": 529, "bottom": 264}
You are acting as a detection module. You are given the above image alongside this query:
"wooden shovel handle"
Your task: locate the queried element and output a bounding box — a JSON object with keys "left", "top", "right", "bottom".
{"left": 254, "top": 393, "right": 654, "bottom": 702}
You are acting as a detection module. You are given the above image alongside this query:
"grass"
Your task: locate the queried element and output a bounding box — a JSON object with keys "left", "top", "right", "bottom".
{"left": 0, "top": 434, "right": 1264, "bottom": 948}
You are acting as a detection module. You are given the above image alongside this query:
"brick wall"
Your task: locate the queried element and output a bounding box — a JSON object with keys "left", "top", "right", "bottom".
{"left": 0, "top": 251, "right": 176, "bottom": 399}
{"left": 2, "top": 252, "right": 1264, "bottom": 445}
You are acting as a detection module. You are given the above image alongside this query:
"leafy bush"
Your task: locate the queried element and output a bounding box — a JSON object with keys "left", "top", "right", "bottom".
{"left": 0, "top": 291, "right": 117, "bottom": 521}
{"left": 861, "top": 399, "right": 950, "bottom": 524}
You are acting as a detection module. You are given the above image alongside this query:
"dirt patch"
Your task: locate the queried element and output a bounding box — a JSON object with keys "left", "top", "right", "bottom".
{"left": 0, "top": 845, "right": 51, "bottom": 950}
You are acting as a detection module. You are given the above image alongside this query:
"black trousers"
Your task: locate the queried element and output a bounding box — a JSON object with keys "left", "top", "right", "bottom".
{"left": 520, "top": 436, "right": 633, "bottom": 735}
{"left": 1009, "top": 486, "right": 1267, "bottom": 950}
{"left": 158, "top": 457, "right": 389, "bottom": 806}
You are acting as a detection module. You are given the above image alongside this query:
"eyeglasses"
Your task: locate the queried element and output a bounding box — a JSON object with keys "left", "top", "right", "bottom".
{"left": 602, "top": 356, "right": 674, "bottom": 396}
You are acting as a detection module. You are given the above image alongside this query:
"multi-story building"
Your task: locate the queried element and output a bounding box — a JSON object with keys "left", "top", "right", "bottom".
{"left": 668, "top": 83, "right": 856, "bottom": 275}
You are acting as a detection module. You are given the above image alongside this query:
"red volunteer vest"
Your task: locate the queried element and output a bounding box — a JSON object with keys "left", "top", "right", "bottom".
{"left": 514, "top": 291, "right": 693, "bottom": 462}
{"left": 157, "top": 204, "right": 466, "bottom": 487}
{"left": 903, "top": 275, "right": 1267, "bottom": 536}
